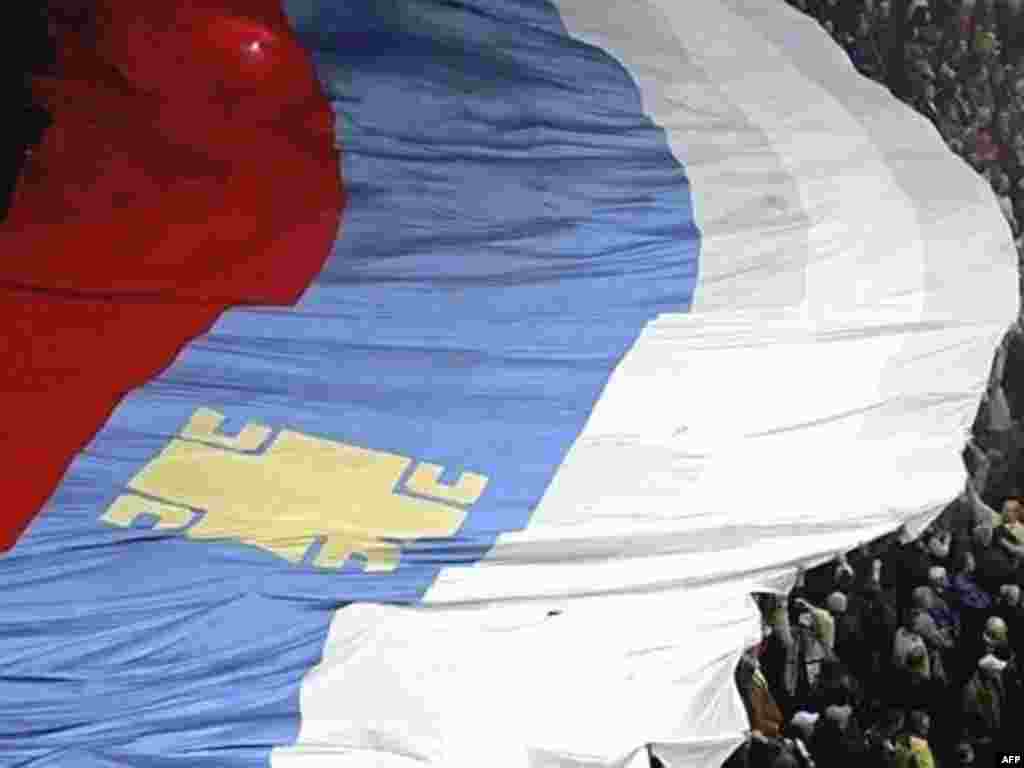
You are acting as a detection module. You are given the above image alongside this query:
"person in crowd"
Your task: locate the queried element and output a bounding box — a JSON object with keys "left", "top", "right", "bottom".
{"left": 762, "top": 594, "right": 800, "bottom": 720}
{"left": 944, "top": 35, "right": 973, "bottom": 80}
{"left": 926, "top": 528, "right": 953, "bottom": 568}
{"left": 892, "top": 625, "right": 945, "bottom": 713}
{"left": 864, "top": 707, "right": 905, "bottom": 768}
{"left": 742, "top": 648, "right": 785, "bottom": 738}
{"left": 1003, "top": 0, "right": 1024, "bottom": 59}
{"left": 996, "top": 173, "right": 1020, "bottom": 234}
{"left": 926, "top": 567, "right": 962, "bottom": 637}
{"left": 968, "top": 66, "right": 997, "bottom": 113}
{"left": 725, "top": 5, "right": 1024, "bottom": 763}
{"left": 829, "top": 590, "right": 870, "bottom": 683}
{"left": 973, "top": 107, "right": 1003, "bottom": 165}
{"left": 808, "top": 704, "right": 866, "bottom": 765}
{"left": 998, "top": 648, "right": 1024, "bottom": 746}
{"left": 938, "top": 98, "right": 966, "bottom": 141}
{"left": 993, "top": 583, "right": 1024, "bottom": 657}
{"left": 1002, "top": 498, "right": 1024, "bottom": 542}
{"left": 882, "top": 525, "right": 936, "bottom": 593}
{"left": 949, "top": 550, "right": 993, "bottom": 667}
{"left": 863, "top": 557, "right": 901, "bottom": 677}
{"left": 894, "top": 598, "right": 931, "bottom": 670}
{"left": 850, "top": 11, "right": 887, "bottom": 79}
{"left": 993, "top": 510, "right": 1024, "bottom": 576}
{"left": 790, "top": 597, "right": 836, "bottom": 705}
{"left": 968, "top": 511, "right": 1017, "bottom": 594}
{"left": 975, "top": 23, "right": 1000, "bottom": 63}
{"left": 908, "top": 0, "right": 933, "bottom": 35}
{"left": 961, "top": 654, "right": 1006, "bottom": 765}
{"left": 810, "top": 656, "right": 863, "bottom": 714}
{"left": 952, "top": 740, "right": 975, "bottom": 768}
{"left": 783, "top": 709, "right": 820, "bottom": 768}
{"left": 911, "top": 585, "right": 956, "bottom": 664}
{"left": 983, "top": 613, "right": 1012, "bottom": 659}
{"left": 1006, "top": 133, "right": 1024, "bottom": 189}
{"left": 768, "top": 746, "right": 800, "bottom": 768}
{"left": 903, "top": 710, "right": 936, "bottom": 768}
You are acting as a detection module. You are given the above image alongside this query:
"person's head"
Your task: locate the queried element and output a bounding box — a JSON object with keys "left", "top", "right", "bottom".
{"left": 955, "top": 549, "right": 976, "bottom": 575}
{"left": 826, "top": 591, "right": 847, "bottom": 615}
{"left": 924, "top": 81, "right": 937, "bottom": 101}
{"left": 979, "top": 652, "right": 1007, "bottom": 680}
{"left": 789, "top": 710, "right": 819, "bottom": 742}
{"left": 954, "top": 740, "right": 975, "bottom": 767}
{"left": 926, "top": 530, "right": 950, "bottom": 558}
{"left": 912, "top": 585, "right": 935, "bottom": 611}
{"left": 984, "top": 615, "right": 1009, "bottom": 648}
{"left": 928, "top": 566, "right": 948, "bottom": 591}
{"left": 857, "top": 12, "right": 871, "bottom": 36}
{"left": 879, "top": 0, "right": 891, "bottom": 18}
{"left": 824, "top": 704, "right": 853, "bottom": 733}
{"left": 1003, "top": 498, "right": 1022, "bottom": 523}
{"left": 999, "top": 583, "right": 1022, "bottom": 607}
{"left": 978, "top": 103, "right": 994, "bottom": 125}
{"left": 908, "top": 709, "right": 930, "bottom": 738}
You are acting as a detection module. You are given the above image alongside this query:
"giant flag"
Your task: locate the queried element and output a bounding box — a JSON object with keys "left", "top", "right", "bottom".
{"left": 0, "top": 0, "right": 1017, "bottom": 766}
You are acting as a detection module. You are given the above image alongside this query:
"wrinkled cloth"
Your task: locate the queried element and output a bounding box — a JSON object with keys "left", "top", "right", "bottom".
{"left": 952, "top": 572, "right": 993, "bottom": 610}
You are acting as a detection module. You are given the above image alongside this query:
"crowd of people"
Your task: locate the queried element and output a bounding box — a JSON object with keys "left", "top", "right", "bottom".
{"left": 715, "top": 2, "right": 1024, "bottom": 766}
{"left": 719, "top": 319, "right": 1024, "bottom": 767}
{"left": 9, "top": 4, "right": 1024, "bottom": 764}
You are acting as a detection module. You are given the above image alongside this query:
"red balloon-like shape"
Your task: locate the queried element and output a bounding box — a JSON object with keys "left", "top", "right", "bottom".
{"left": 0, "top": 1, "right": 345, "bottom": 549}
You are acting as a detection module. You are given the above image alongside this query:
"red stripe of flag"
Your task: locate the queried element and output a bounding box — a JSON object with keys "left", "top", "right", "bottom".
{"left": 0, "top": 1, "right": 345, "bottom": 549}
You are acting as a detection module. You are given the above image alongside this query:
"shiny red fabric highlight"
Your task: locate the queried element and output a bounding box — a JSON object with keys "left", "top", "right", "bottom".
{"left": 0, "top": 1, "right": 345, "bottom": 549}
